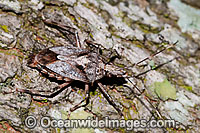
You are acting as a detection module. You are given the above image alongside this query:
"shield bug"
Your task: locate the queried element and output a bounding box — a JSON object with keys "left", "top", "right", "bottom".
{"left": 18, "top": 19, "right": 177, "bottom": 117}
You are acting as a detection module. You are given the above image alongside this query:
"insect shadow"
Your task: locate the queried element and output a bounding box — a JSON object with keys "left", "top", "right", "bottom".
{"left": 69, "top": 76, "right": 127, "bottom": 95}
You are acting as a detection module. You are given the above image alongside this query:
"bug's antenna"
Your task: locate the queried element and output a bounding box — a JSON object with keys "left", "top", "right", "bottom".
{"left": 135, "top": 56, "right": 180, "bottom": 78}
{"left": 135, "top": 41, "right": 178, "bottom": 66}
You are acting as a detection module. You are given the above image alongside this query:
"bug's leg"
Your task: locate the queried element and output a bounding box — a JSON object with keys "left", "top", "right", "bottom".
{"left": 84, "top": 40, "right": 104, "bottom": 54}
{"left": 16, "top": 81, "right": 72, "bottom": 98}
{"left": 85, "top": 40, "right": 121, "bottom": 64}
{"left": 70, "top": 83, "right": 90, "bottom": 112}
{"left": 84, "top": 40, "right": 101, "bottom": 48}
{"left": 43, "top": 19, "right": 80, "bottom": 47}
{"left": 105, "top": 49, "right": 121, "bottom": 64}
{"left": 96, "top": 81, "right": 123, "bottom": 117}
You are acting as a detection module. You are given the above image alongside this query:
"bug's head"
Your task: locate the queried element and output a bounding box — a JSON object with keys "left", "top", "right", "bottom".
{"left": 104, "top": 64, "right": 127, "bottom": 78}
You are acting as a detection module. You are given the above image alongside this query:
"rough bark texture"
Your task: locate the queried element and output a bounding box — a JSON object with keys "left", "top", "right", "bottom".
{"left": 0, "top": 0, "right": 199, "bottom": 132}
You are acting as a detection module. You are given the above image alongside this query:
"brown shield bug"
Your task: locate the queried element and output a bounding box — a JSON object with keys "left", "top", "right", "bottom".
{"left": 18, "top": 19, "right": 178, "bottom": 117}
